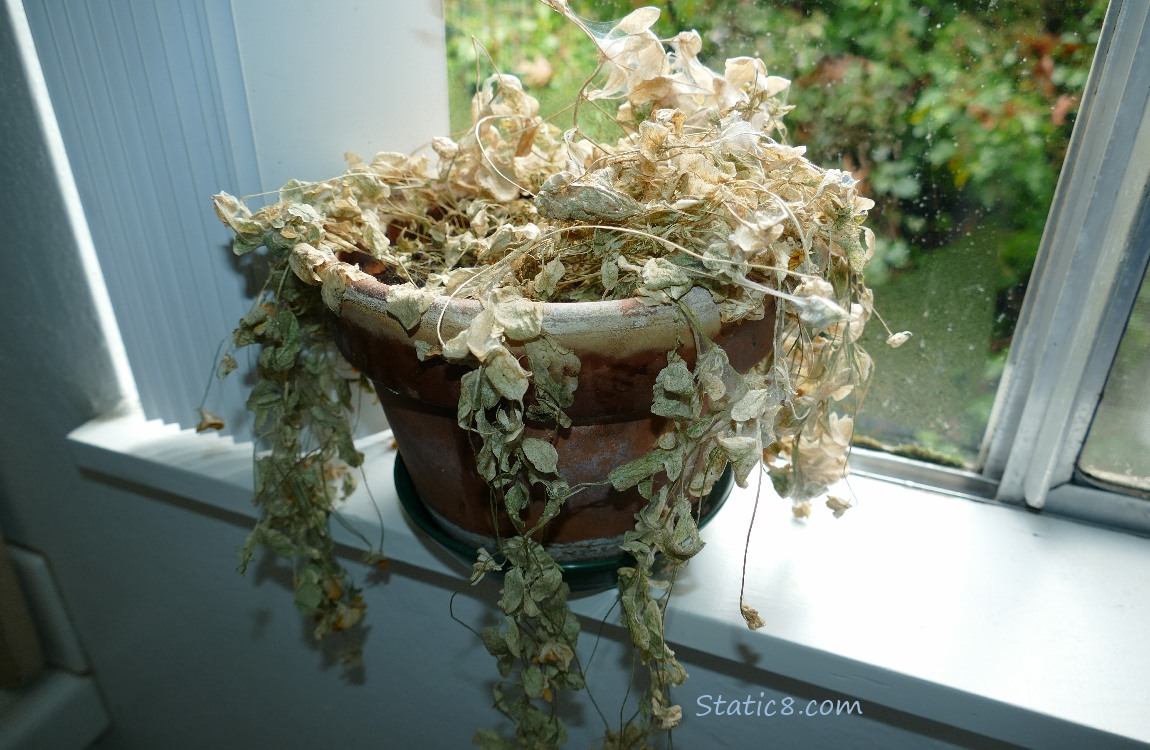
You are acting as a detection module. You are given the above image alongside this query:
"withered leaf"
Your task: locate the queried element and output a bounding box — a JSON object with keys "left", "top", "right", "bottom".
{"left": 196, "top": 406, "right": 225, "bottom": 432}
{"left": 491, "top": 288, "right": 543, "bottom": 341}
{"left": 484, "top": 348, "right": 530, "bottom": 402}
{"left": 731, "top": 389, "right": 771, "bottom": 423}
{"left": 717, "top": 435, "right": 760, "bottom": 487}
{"left": 386, "top": 283, "right": 434, "bottom": 333}
{"left": 522, "top": 437, "right": 559, "bottom": 475}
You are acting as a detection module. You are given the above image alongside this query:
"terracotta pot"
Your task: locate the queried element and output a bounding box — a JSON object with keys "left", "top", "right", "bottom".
{"left": 331, "top": 281, "right": 776, "bottom": 562}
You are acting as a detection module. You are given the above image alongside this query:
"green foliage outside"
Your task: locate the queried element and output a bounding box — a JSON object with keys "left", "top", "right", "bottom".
{"left": 444, "top": 0, "right": 1107, "bottom": 464}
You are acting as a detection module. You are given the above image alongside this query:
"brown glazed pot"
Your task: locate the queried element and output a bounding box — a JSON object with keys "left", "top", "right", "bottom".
{"left": 331, "top": 280, "right": 776, "bottom": 562}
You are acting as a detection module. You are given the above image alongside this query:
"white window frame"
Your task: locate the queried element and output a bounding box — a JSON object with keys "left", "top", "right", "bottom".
{"left": 10, "top": 0, "right": 1150, "bottom": 745}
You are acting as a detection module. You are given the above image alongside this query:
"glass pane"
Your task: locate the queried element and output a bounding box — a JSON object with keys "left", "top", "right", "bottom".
{"left": 443, "top": 0, "right": 1107, "bottom": 467}
{"left": 1078, "top": 262, "right": 1150, "bottom": 493}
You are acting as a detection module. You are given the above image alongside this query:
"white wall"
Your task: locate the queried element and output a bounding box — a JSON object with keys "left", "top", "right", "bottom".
{"left": 229, "top": 0, "right": 452, "bottom": 190}
{"left": 0, "top": 2, "right": 998, "bottom": 748}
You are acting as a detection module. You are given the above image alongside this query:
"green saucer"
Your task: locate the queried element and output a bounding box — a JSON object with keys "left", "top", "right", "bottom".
{"left": 394, "top": 456, "right": 734, "bottom": 592}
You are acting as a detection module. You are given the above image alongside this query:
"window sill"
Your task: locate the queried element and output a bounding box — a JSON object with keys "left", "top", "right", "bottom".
{"left": 69, "top": 412, "right": 1150, "bottom": 748}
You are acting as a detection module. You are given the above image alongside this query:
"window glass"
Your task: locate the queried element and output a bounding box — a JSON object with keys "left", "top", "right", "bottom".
{"left": 443, "top": 0, "right": 1107, "bottom": 467}
{"left": 1078, "top": 260, "right": 1150, "bottom": 494}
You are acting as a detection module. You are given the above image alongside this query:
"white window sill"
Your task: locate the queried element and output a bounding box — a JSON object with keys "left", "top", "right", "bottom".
{"left": 68, "top": 412, "right": 1150, "bottom": 748}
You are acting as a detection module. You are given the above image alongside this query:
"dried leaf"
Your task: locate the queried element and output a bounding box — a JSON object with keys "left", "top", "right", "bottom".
{"left": 639, "top": 258, "right": 692, "bottom": 301}
{"left": 666, "top": 508, "right": 705, "bottom": 559}
{"left": 386, "top": 283, "right": 434, "bottom": 333}
{"left": 730, "top": 389, "right": 770, "bottom": 423}
{"left": 288, "top": 242, "right": 332, "bottom": 285}
{"left": 600, "top": 256, "right": 620, "bottom": 292}
{"left": 524, "top": 336, "right": 579, "bottom": 420}
{"left": 216, "top": 353, "right": 238, "bottom": 380}
{"left": 319, "top": 263, "right": 372, "bottom": 314}
{"left": 826, "top": 495, "right": 852, "bottom": 518}
{"left": 485, "top": 348, "right": 531, "bottom": 402}
{"left": 608, "top": 450, "right": 665, "bottom": 491}
{"left": 740, "top": 604, "right": 765, "bottom": 631}
{"left": 196, "top": 406, "right": 225, "bottom": 432}
{"left": 442, "top": 328, "right": 472, "bottom": 362}
{"left": 791, "top": 294, "right": 849, "bottom": 330}
{"left": 491, "top": 289, "right": 543, "bottom": 341}
{"left": 212, "top": 192, "right": 263, "bottom": 239}
{"left": 887, "top": 330, "right": 913, "bottom": 348}
{"left": 535, "top": 170, "right": 643, "bottom": 223}
{"left": 522, "top": 664, "right": 546, "bottom": 699}
{"left": 652, "top": 699, "right": 683, "bottom": 730}
{"left": 470, "top": 547, "right": 503, "bottom": 585}
{"left": 656, "top": 355, "right": 693, "bottom": 395}
{"left": 717, "top": 435, "right": 760, "bottom": 487}
{"left": 614, "top": 6, "right": 661, "bottom": 35}
{"left": 533, "top": 257, "right": 565, "bottom": 299}
{"left": 414, "top": 340, "right": 439, "bottom": 361}
{"left": 500, "top": 566, "right": 526, "bottom": 614}
{"left": 464, "top": 308, "right": 503, "bottom": 362}
{"left": 522, "top": 437, "right": 559, "bottom": 475}
{"left": 695, "top": 346, "right": 728, "bottom": 401}
{"left": 637, "top": 120, "right": 669, "bottom": 161}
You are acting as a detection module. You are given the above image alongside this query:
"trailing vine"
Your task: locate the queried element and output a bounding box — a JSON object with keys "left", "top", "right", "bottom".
{"left": 205, "top": 237, "right": 378, "bottom": 646}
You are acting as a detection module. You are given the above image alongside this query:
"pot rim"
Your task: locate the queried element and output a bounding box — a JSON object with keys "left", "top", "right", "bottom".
{"left": 339, "top": 275, "right": 730, "bottom": 348}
